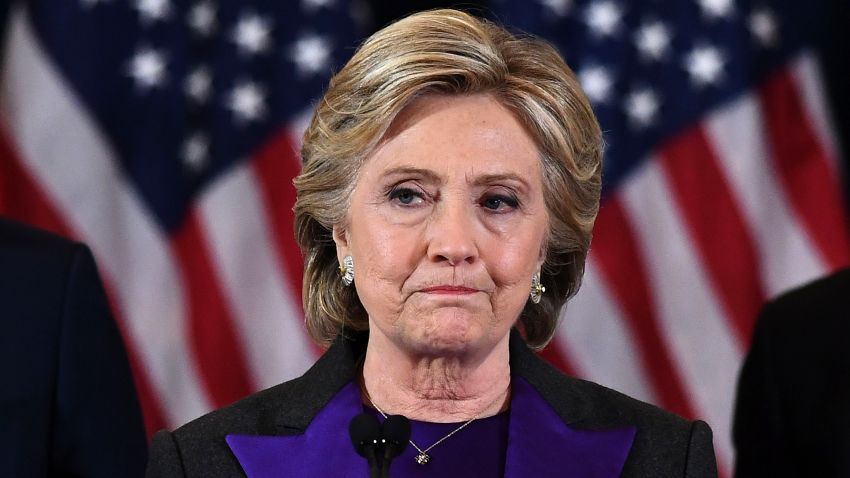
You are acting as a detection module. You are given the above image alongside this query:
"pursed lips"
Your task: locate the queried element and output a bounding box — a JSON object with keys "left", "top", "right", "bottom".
{"left": 419, "top": 285, "right": 481, "bottom": 295}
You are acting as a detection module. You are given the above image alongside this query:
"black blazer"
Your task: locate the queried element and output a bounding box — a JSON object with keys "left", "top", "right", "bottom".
{"left": 0, "top": 218, "right": 148, "bottom": 477}
{"left": 147, "top": 330, "right": 717, "bottom": 477}
{"left": 734, "top": 268, "right": 850, "bottom": 477}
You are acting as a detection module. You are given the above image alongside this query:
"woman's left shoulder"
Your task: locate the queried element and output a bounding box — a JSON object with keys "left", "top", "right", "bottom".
{"left": 513, "top": 343, "right": 717, "bottom": 477}
{"left": 551, "top": 375, "right": 718, "bottom": 477}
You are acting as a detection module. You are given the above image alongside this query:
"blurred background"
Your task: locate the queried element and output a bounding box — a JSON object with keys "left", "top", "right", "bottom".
{"left": 1, "top": 1, "right": 847, "bottom": 476}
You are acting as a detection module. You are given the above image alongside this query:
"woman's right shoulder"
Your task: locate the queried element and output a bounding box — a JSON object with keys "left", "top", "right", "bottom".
{"left": 145, "top": 377, "right": 308, "bottom": 477}
{"left": 178, "top": 372, "right": 317, "bottom": 438}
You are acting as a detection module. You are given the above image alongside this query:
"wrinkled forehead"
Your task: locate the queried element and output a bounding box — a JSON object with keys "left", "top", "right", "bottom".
{"left": 357, "top": 93, "right": 544, "bottom": 188}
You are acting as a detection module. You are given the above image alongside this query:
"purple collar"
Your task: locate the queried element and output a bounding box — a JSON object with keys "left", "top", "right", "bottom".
{"left": 226, "top": 377, "right": 635, "bottom": 477}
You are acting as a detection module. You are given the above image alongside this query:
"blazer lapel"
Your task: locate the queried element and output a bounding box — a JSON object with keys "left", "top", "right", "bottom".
{"left": 226, "top": 382, "right": 366, "bottom": 478}
{"left": 504, "top": 377, "right": 635, "bottom": 478}
{"left": 226, "top": 331, "right": 635, "bottom": 477}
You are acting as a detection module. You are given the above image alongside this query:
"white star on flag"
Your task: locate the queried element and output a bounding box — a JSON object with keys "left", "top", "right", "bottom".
{"left": 127, "top": 47, "right": 167, "bottom": 90}
{"left": 625, "top": 88, "right": 660, "bottom": 128}
{"left": 290, "top": 34, "right": 332, "bottom": 76}
{"left": 188, "top": 1, "right": 216, "bottom": 37}
{"left": 578, "top": 65, "right": 613, "bottom": 104}
{"left": 635, "top": 20, "right": 671, "bottom": 61}
{"left": 226, "top": 81, "right": 267, "bottom": 124}
{"left": 232, "top": 13, "right": 273, "bottom": 56}
{"left": 182, "top": 133, "right": 209, "bottom": 173}
{"left": 698, "top": 0, "right": 734, "bottom": 20}
{"left": 750, "top": 9, "right": 779, "bottom": 47}
{"left": 585, "top": 1, "right": 623, "bottom": 37}
{"left": 135, "top": 0, "right": 172, "bottom": 24}
{"left": 185, "top": 66, "right": 212, "bottom": 104}
{"left": 539, "top": 0, "right": 572, "bottom": 17}
{"left": 685, "top": 45, "right": 725, "bottom": 87}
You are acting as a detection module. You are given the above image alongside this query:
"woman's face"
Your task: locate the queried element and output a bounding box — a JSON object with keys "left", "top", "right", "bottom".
{"left": 334, "top": 94, "right": 549, "bottom": 358}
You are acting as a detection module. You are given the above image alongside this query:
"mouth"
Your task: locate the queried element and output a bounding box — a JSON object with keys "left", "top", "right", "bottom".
{"left": 420, "top": 285, "right": 480, "bottom": 295}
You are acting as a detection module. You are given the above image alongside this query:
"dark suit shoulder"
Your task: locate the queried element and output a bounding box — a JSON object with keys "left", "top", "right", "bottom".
{"left": 0, "top": 219, "right": 87, "bottom": 318}
{"left": 566, "top": 376, "right": 715, "bottom": 477}
{"left": 175, "top": 379, "right": 299, "bottom": 438}
{"left": 159, "top": 339, "right": 357, "bottom": 478}
{"left": 754, "top": 269, "right": 850, "bottom": 368}
{"left": 761, "top": 268, "right": 850, "bottom": 319}
{"left": 513, "top": 336, "right": 691, "bottom": 431}
{"left": 571, "top": 373, "right": 689, "bottom": 428}
{"left": 0, "top": 218, "right": 80, "bottom": 257}
{"left": 148, "top": 336, "right": 360, "bottom": 477}
{"left": 734, "top": 269, "right": 850, "bottom": 477}
{"left": 163, "top": 378, "right": 304, "bottom": 477}
{"left": 515, "top": 343, "right": 715, "bottom": 476}
{"left": 174, "top": 337, "right": 356, "bottom": 440}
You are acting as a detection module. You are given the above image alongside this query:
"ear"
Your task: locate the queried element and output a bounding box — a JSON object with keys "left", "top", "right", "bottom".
{"left": 535, "top": 257, "right": 545, "bottom": 272}
{"left": 332, "top": 225, "right": 350, "bottom": 263}
{"left": 535, "top": 258, "right": 545, "bottom": 279}
{"left": 535, "top": 243, "right": 547, "bottom": 273}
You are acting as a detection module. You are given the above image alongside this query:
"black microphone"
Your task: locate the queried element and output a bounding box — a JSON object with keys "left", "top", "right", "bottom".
{"left": 379, "top": 415, "right": 411, "bottom": 478}
{"left": 349, "top": 413, "right": 382, "bottom": 478}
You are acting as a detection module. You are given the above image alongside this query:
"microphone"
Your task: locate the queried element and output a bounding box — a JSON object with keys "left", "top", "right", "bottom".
{"left": 349, "top": 413, "right": 382, "bottom": 478}
{"left": 380, "top": 415, "right": 411, "bottom": 478}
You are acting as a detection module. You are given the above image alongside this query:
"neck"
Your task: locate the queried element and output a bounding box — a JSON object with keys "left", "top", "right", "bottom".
{"left": 361, "top": 331, "right": 512, "bottom": 423}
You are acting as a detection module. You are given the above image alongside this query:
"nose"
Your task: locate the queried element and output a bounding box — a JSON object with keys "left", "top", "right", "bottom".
{"left": 427, "top": 198, "right": 479, "bottom": 266}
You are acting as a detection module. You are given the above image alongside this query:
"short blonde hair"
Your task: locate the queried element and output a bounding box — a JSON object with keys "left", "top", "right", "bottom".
{"left": 294, "top": 9, "right": 602, "bottom": 349}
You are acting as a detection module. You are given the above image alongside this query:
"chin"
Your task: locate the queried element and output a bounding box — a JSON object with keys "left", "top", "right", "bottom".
{"left": 404, "top": 308, "right": 491, "bottom": 357}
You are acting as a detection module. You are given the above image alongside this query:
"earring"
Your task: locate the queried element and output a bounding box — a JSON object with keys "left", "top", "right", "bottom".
{"left": 339, "top": 255, "right": 354, "bottom": 286}
{"left": 530, "top": 271, "right": 545, "bottom": 304}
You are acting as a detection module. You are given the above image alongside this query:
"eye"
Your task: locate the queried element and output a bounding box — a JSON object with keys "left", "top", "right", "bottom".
{"left": 481, "top": 193, "right": 519, "bottom": 212}
{"left": 388, "top": 186, "right": 425, "bottom": 206}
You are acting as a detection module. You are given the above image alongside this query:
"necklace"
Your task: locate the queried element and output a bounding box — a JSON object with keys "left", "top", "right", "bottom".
{"left": 368, "top": 388, "right": 509, "bottom": 466}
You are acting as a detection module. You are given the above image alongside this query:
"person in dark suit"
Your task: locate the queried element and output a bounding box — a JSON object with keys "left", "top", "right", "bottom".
{"left": 0, "top": 218, "right": 148, "bottom": 477}
{"left": 734, "top": 268, "right": 850, "bottom": 477}
{"left": 146, "top": 10, "right": 717, "bottom": 477}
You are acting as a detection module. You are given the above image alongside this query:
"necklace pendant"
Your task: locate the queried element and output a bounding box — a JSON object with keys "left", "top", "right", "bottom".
{"left": 414, "top": 452, "right": 431, "bottom": 465}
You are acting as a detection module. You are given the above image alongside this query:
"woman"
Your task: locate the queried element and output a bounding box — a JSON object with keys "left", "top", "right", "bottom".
{"left": 147, "top": 9, "right": 717, "bottom": 478}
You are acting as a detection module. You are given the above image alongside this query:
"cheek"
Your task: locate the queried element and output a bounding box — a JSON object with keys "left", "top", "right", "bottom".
{"left": 489, "top": 218, "right": 545, "bottom": 277}
{"left": 348, "top": 207, "right": 423, "bottom": 309}
{"left": 485, "top": 231, "right": 544, "bottom": 313}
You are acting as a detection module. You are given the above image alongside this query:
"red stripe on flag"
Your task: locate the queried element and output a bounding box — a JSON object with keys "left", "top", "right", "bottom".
{"left": 171, "top": 211, "right": 255, "bottom": 407}
{"left": 759, "top": 69, "right": 850, "bottom": 269}
{"left": 660, "top": 126, "right": 764, "bottom": 345}
{"left": 252, "top": 129, "right": 323, "bottom": 356}
{"left": 251, "top": 130, "right": 304, "bottom": 309}
{"left": 0, "top": 127, "right": 167, "bottom": 437}
{"left": 592, "top": 197, "right": 696, "bottom": 419}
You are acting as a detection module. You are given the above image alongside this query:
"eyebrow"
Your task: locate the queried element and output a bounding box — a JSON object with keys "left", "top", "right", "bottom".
{"left": 382, "top": 167, "right": 532, "bottom": 192}
{"left": 381, "top": 166, "right": 442, "bottom": 184}
{"left": 470, "top": 173, "right": 531, "bottom": 192}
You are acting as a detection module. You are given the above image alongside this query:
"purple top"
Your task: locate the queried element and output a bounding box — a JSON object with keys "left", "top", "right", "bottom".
{"left": 366, "top": 407, "right": 510, "bottom": 477}
{"left": 226, "top": 377, "right": 636, "bottom": 477}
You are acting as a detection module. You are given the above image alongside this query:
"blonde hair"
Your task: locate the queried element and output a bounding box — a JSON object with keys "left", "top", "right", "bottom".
{"left": 294, "top": 9, "right": 602, "bottom": 349}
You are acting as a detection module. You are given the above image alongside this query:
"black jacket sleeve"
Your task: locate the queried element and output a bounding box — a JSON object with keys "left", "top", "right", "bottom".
{"left": 685, "top": 420, "right": 718, "bottom": 478}
{"left": 732, "top": 307, "right": 793, "bottom": 478}
{"left": 0, "top": 219, "right": 147, "bottom": 477}
{"left": 51, "top": 244, "right": 149, "bottom": 477}
{"left": 146, "top": 430, "right": 187, "bottom": 477}
{"left": 733, "top": 269, "right": 850, "bottom": 478}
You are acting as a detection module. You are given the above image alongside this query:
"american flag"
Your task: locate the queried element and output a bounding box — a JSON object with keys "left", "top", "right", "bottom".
{"left": 0, "top": 0, "right": 359, "bottom": 435}
{"left": 493, "top": 0, "right": 849, "bottom": 475}
{"left": 1, "top": 0, "right": 847, "bottom": 476}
